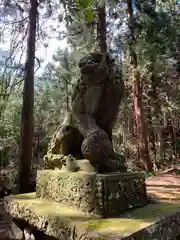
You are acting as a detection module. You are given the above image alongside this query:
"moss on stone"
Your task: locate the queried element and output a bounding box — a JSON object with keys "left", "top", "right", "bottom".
{"left": 4, "top": 193, "right": 180, "bottom": 239}
{"left": 83, "top": 203, "right": 180, "bottom": 233}
{"left": 36, "top": 170, "right": 147, "bottom": 217}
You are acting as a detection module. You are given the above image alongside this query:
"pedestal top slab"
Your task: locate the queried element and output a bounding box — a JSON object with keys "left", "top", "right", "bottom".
{"left": 4, "top": 193, "right": 180, "bottom": 240}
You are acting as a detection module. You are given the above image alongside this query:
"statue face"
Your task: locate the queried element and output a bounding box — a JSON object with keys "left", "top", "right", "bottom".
{"left": 79, "top": 52, "right": 103, "bottom": 68}
{"left": 79, "top": 52, "right": 110, "bottom": 78}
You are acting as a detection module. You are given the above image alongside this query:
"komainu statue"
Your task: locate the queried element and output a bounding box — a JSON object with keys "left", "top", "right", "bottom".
{"left": 44, "top": 52, "right": 127, "bottom": 173}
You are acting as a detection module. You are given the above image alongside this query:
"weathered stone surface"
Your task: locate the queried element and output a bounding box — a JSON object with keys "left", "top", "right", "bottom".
{"left": 36, "top": 170, "right": 147, "bottom": 217}
{"left": 4, "top": 193, "right": 180, "bottom": 240}
{"left": 45, "top": 52, "right": 127, "bottom": 173}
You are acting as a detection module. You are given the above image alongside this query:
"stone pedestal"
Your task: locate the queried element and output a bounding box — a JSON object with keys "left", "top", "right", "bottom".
{"left": 5, "top": 170, "right": 180, "bottom": 240}
{"left": 4, "top": 193, "right": 180, "bottom": 240}
{"left": 36, "top": 170, "right": 147, "bottom": 217}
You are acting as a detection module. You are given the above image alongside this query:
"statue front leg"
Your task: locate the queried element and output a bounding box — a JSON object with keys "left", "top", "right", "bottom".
{"left": 72, "top": 85, "right": 116, "bottom": 171}
{"left": 71, "top": 80, "right": 126, "bottom": 172}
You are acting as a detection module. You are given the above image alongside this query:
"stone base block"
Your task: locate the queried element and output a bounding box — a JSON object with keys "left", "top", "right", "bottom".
{"left": 4, "top": 193, "right": 180, "bottom": 240}
{"left": 36, "top": 170, "right": 147, "bottom": 217}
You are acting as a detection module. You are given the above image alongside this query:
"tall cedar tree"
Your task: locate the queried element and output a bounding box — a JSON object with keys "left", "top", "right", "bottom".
{"left": 127, "top": 0, "right": 153, "bottom": 172}
{"left": 19, "top": 0, "right": 38, "bottom": 193}
{"left": 97, "top": 5, "right": 107, "bottom": 53}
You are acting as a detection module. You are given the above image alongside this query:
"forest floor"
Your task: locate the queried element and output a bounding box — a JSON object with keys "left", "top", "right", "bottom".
{"left": 0, "top": 168, "right": 180, "bottom": 239}
{"left": 146, "top": 167, "right": 180, "bottom": 203}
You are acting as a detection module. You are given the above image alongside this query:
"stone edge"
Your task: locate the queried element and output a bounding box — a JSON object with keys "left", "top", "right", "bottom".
{"left": 123, "top": 210, "right": 180, "bottom": 240}
{"left": 4, "top": 197, "right": 109, "bottom": 240}
{"left": 36, "top": 170, "right": 145, "bottom": 178}
{"left": 4, "top": 196, "right": 180, "bottom": 240}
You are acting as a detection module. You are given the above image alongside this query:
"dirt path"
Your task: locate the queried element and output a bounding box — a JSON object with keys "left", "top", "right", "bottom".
{"left": 146, "top": 168, "right": 180, "bottom": 204}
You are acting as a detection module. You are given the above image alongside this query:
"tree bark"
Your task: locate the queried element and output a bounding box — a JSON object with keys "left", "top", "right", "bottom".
{"left": 63, "top": 48, "right": 70, "bottom": 112}
{"left": 147, "top": 98, "right": 157, "bottom": 167}
{"left": 127, "top": 0, "right": 153, "bottom": 172}
{"left": 97, "top": 5, "right": 107, "bottom": 53}
{"left": 19, "top": 0, "right": 38, "bottom": 193}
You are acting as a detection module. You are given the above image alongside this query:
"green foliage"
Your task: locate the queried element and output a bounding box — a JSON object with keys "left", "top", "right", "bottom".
{"left": 0, "top": 47, "right": 77, "bottom": 168}
{"left": 76, "top": 0, "right": 95, "bottom": 22}
{"left": 85, "top": 9, "right": 95, "bottom": 22}
{"left": 144, "top": 171, "right": 154, "bottom": 179}
{"left": 77, "top": 0, "right": 93, "bottom": 9}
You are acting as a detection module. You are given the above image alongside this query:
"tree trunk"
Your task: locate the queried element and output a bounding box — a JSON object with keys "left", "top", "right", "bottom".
{"left": 19, "top": 0, "right": 38, "bottom": 193}
{"left": 167, "top": 119, "right": 176, "bottom": 159}
{"left": 63, "top": 48, "right": 70, "bottom": 112}
{"left": 147, "top": 99, "right": 157, "bottom": 168}
{"left": 127, "top": 0, "right": 153, "bottom": 172}
{"left": 97, "top": 5, "right": 107, "bottom": 53}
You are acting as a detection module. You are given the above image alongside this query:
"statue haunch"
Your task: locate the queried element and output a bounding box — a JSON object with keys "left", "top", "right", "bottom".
{"left": 44, "top": 52, "right": 127, "bottom": 173}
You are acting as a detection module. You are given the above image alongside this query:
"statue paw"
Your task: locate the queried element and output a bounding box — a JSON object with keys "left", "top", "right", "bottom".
{"left": 81, "top": 129, "right": 114, "bottom": 166}
{"left": 61, "top": 155, "right": 80, "bottom": 172}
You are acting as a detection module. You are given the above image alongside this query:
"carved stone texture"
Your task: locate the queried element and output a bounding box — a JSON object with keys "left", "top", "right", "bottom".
{"left": 44, "top": 52, "right": 126, "bottom": 173}
{"left": 5, "top": 192, "right": 180, "bottom": 240}
{"left": 36, "top": 170, "right": 147, "bottom": 217}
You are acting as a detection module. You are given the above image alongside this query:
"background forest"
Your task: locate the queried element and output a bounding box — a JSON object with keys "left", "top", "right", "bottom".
{"left": 0, "top": 0, "right": 180, "bottom": 192}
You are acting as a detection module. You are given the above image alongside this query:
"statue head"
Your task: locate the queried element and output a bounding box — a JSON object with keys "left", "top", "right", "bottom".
{"left": 78, "top": 52, "right": 115, "bottom": 78}
{"left": 78, "top": 52, "right": 122, "bottom": 86}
